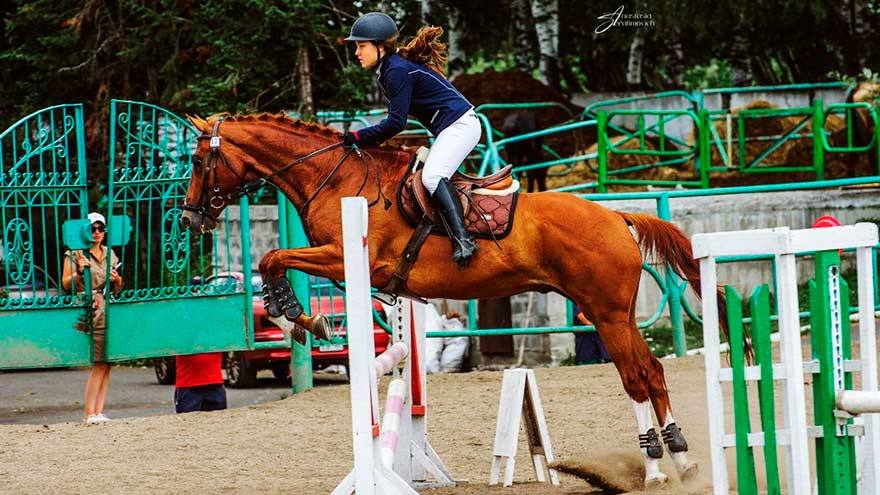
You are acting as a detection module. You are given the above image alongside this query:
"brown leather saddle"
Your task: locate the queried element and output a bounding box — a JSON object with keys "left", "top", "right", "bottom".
{"left": 381, "top": 147, "right": 520, "bottom": 300}
{"left": 397, "top": 149, "right": 519, "bottom": 239}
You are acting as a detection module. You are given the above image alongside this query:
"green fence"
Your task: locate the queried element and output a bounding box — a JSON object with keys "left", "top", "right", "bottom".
{"left": 0, "top": 104, "right": 94, "bottom": 368}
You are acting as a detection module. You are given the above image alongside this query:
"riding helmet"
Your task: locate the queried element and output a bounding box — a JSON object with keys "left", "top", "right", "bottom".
{"left": 345, "top": 12, "right": 398, "bottom": 42}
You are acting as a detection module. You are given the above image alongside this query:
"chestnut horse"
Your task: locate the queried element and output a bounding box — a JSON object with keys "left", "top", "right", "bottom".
{"left": 181, "top": 113, "right": 727, "bottom": 487}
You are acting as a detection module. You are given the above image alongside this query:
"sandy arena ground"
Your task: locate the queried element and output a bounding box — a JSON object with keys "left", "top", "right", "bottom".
{"left": 0, "top": 355, "right": 725, "bottom": 495}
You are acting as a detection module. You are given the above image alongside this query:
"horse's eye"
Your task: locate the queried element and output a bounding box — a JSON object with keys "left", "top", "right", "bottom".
{"left": 192, "top": 156, "right": 202, "bottom": 166}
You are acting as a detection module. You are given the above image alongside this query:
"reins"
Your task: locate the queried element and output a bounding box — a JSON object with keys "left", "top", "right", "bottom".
{"left": 182, "top": 120, "right": 391, "bottom": 221}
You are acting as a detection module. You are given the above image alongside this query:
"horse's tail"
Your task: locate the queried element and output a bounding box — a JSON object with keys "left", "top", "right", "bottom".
{"left": 617, "top": 211, "right": 749, "bottom": 359}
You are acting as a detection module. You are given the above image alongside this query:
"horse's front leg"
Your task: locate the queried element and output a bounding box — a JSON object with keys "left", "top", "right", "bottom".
{"left": 258, "top": 245, "right": 342, "bottom": 344}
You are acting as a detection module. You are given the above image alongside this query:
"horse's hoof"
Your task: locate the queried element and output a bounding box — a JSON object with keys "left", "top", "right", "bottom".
{"left": 644, "top": 473, "right": 669, "bottom": 490}
{"left": 309, "top": 313, "right": 333, "bottom": 341}
{"left": 292, "top": 325, "right": 307, "bottom": 346}
{"left": 678, "top": 461, "right": 698, "bottom": 483}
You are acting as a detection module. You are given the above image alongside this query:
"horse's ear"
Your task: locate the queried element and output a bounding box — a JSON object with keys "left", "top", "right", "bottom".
{"left": 187, "top": 115, "right": 209, "bottom": 133}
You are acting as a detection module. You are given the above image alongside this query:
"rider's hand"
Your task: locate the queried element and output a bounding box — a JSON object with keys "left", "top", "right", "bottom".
{"left": 342, "top": 131, "right": 358, "bottom": 148}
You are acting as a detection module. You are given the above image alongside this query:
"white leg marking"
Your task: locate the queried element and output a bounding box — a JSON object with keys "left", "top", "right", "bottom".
{"left": 632, "top": 400, "right": 667, "bottom": 486}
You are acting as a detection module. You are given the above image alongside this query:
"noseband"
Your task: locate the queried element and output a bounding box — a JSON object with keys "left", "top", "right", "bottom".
{"left": 181, "top": 119, "right": 356, "bottom": 222}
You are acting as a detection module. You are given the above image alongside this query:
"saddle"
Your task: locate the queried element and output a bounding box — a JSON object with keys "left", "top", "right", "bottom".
{"left": 381, "top": 147, "right": 520, "bottom": 300}
{"left": 397, "top": 147, "right": 520, "bottom": 239}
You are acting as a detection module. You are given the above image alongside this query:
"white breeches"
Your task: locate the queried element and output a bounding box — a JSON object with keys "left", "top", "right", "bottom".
{"left": 421, "top": 109, "right": 482, "bottom": 194}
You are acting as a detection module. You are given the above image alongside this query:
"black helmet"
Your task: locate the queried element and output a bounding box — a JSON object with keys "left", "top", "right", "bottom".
{"left": 344, "top": 12, "right": 398, "bottom": 42}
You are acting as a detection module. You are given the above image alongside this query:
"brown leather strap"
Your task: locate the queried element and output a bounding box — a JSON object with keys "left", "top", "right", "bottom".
{"left": 380, "top": 219, "right": 433, "bottom": 302}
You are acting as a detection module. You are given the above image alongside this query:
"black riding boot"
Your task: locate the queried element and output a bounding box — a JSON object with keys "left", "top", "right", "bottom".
{"left": 432, "top": 178, "right": 478, "bottom": 267}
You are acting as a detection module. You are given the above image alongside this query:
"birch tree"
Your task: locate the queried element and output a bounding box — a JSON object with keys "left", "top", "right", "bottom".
{"left": 626, "top": 33, "right": 644, "bottom": 87}
{"left": 421, "top": 0, "right": 432, "bottom": 23}
{"left": 447, "top": 7, "right": 467, "bottom": 79}
{"left": 511, "top": 0, "right": 533, "bottom": 73}
{"left": 298, "top": 47, "right": 314, "bottom": 118}
{"left": 530, "top": 0, "right": 559, "bottom": 89}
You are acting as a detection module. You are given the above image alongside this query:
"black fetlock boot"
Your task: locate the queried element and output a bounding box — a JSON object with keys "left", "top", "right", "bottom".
{"left": 432, "top": 178, "right": 478, "bottom": 267}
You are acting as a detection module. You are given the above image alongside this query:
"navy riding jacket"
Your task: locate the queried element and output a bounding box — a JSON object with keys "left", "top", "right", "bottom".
{"left": 352, "top": 53, "right": 473, "bottom": 145}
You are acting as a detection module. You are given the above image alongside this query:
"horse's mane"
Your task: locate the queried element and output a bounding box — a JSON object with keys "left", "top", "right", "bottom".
{"left": 196, "top": 112, "right": 413, "bottom": 179}
{"left": 213, "top": 112, "right": 414, "bottom": 153}
{"left": 221, "top": 112, "right": 343, "bottom": 140}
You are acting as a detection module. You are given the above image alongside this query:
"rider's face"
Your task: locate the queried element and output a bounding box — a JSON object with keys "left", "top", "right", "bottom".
{"left": 355, "top": 41, "right": 381, "bottom": 69}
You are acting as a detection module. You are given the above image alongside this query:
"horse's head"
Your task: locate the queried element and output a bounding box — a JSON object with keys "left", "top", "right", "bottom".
{"left": 181, "top": 115, "right": 250, "bottom": 234}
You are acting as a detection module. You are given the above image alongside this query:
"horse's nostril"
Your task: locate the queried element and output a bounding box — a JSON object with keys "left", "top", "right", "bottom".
{"left": 181, "top": 216, "right": 192, "bottom": 228}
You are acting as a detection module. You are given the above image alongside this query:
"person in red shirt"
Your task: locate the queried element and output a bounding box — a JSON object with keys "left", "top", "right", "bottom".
{"left": 174, "top": 353, "right": 227, "bottom": 413}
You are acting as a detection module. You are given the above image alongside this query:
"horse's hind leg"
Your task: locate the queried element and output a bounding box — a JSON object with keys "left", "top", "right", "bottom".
{"left": 592, "top": 312, "right": 669, "bottom": 487}
{"left": 636, "top": 321, "right": 698, "bottom": 482}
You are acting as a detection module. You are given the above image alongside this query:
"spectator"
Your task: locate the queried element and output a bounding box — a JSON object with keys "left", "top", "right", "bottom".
{"left": 573, "top": 305, "right": 611, "bottom": 365}
{"left": 175, "top": 352, "right": 227, "bottom": 413}
{"left": 62, "top": 212, "right": 122, "bottom": 425}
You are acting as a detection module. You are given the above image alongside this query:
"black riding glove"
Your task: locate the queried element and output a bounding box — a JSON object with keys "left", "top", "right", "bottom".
{"left": 342, "top": 131, "right": 358, "bottom": 148}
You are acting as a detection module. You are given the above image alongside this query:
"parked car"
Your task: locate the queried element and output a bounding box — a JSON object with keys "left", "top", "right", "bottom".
{"left": 0, "top": 265, "right": 61, "bottom": 303}
{"left": 153, "top": 273, "right": 390, "bottom": 388}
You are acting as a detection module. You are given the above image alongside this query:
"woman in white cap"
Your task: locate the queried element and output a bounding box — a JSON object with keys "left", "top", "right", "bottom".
{"left": 61, "top": 212, "right": 123, "bottom": 425}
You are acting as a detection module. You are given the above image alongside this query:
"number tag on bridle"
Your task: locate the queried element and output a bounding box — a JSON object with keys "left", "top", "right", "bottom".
{"left": 210, "top": 136, "right": 221, "bottom": 149}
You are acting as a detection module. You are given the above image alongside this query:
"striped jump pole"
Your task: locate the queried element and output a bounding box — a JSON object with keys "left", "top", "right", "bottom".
{"left": 694, "top": 223, "right": 880, "bottom": 495}
{"left": 376, "top": 342, "right": 409, "bottom": 377}
{"left": 332, "top": 197, "right": 454, "bottom": 495}
{"left": 380, "top": 379, "right": 407, "bottom": 469}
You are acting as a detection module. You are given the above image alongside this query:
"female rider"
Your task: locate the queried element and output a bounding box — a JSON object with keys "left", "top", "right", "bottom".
{"left": 343, "top": 13, "right": 481, "bottom": 267}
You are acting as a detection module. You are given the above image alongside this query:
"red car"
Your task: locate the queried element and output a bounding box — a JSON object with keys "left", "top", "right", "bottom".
{"left": 153, "top": 273, "right": 390, "bottom": 388}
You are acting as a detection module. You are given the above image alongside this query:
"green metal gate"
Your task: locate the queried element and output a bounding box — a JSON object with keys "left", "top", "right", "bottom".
{"left": 0, "top": 105, "right": 93, "bottom": 368}
{"left": 104, "top": 100, "right": 254, "bottom": 361}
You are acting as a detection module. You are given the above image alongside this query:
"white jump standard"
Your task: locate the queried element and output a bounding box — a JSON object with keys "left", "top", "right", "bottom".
{"left": 333, "top": 196, "right": 454, "bottom": 495}
{"left": 694, "top": 223, "right": 880, "bottom": 495}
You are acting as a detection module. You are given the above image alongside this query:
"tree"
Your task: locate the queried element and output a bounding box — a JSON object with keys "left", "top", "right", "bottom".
{"left": 530, "top": 0, "right": 560, "bottom": 90}
{"left": 511, "top": 0, "right": 534, "bottom": 73}
{"left": 626, "top": 33, "right": 644, "bottom": 88}
{"left": 447, "top": 6, "right": 467, "bottom": 78}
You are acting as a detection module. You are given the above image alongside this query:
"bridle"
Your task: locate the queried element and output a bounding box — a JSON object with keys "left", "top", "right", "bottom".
{"left": 181, "top": 119, "right": 387, "bottom": 224}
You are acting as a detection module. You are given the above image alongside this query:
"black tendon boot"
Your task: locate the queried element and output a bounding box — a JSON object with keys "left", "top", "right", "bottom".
{"left": 431, "top": 178, "right": 478, "bottom": 267}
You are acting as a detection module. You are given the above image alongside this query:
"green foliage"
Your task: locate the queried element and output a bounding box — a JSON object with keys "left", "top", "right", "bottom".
{"left": 464, "top": 50, "right": 516, "bottom": 75}
{"left": 682, "top": 58, "right": 734, "bottom": 91}
{"left": 327, "top": 64, "right": 378, "bottom": 112}
{"left": 828, "top": 68, "right": 880, "bottom": 86}
{"left": 560, "top": 55, "right": 589, "bottom": 94}
{"left": 643, "top": 320, "right": 704, "bottom": 357}
{"left": 4, "top": 0, "right": 880, "bottom": 132}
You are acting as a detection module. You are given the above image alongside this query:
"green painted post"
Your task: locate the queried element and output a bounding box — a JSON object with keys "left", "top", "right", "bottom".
{"left": 750, "top": 284, "right": 781, "bottom": 494}
{"left": 80, "top": 105, "right": 95, "bottom": 360}
{"left": 467, "top": 299, "right": 478, "bottom": 329}
{"left": 737, "top": 112, "right": 746, "bottom": 170}
{"left": 286, "top": 201, "right": 313, "bottom": 393}
{"left": 813, "top": 98, "right": 826, "bottom": 181}
{"left": 725, "top": 286, "right": 758, "bottom": 495}
{"left": 809, "top": 251, "right": 856, "bottom": 495}
{"left": 873, "top": 247, "right": 879, "bottom": 309}
{"left": 597, "top": 111, "right": 608, "bottom": 193}
{"left": 875, "top": 108, "right": 880, "bottom": 175}
{"left": 657, "top": 194, "right": 686, "bottom": 356}
{"left": 239, "top": 196, "right": 254, "bottom": 349}
{"left": 699, "top": 109, "right": 711, "bottom": 188}
{"left": 566, "top": 299, "right": 574, "bottom": 327}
